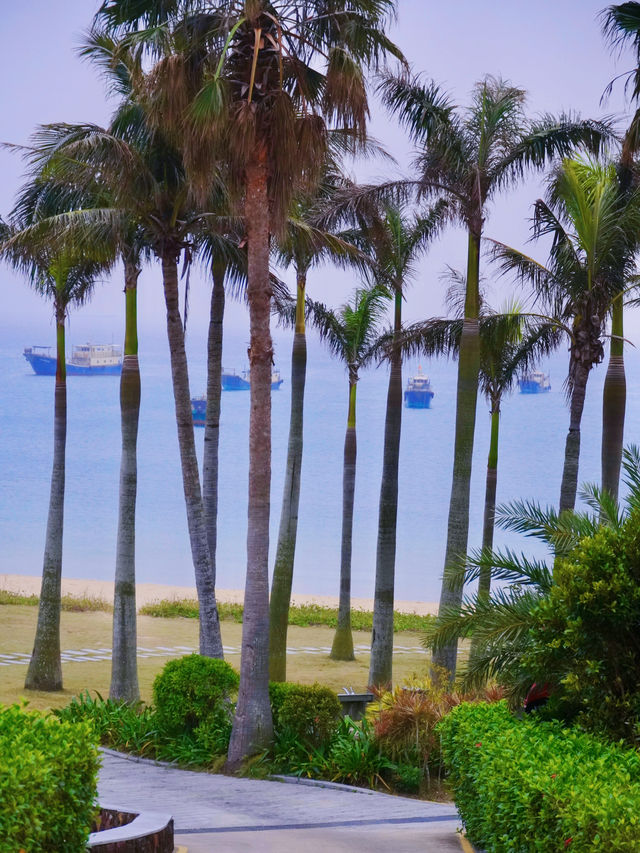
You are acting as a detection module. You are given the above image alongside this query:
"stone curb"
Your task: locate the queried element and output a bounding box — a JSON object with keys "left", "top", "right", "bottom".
{"left": 100, "top": 747, "right": 181, "bottom": 769}
{"left": 269, "top": 774, "right": 391, "bottom": 796}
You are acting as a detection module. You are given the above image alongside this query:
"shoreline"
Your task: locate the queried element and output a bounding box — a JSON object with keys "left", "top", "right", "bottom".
{"left": 0, "top": 573, "right": 439, "bottom": 616}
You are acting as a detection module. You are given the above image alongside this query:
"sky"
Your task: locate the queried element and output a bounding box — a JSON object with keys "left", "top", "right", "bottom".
{"left": 0, "top": 0, "right": 636, "bottom": 351}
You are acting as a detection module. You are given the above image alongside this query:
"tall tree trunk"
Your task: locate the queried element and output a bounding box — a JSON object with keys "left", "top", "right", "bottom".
{"left": 25, "top": 307, "right": 66, "bottom": 691}
{"left": 478, "top": 405, "right": 500, "bottom": 600}
{"left": 228, "top": 151, "right": 274, "bottom": 767}
{"left": 161, "top": 250, "right": 223, "bottom": 658}
{"left": 432, "top": 231, "right": 481, "bottom": 681}
{"left": 469, "top": 404, "right": 500, "bottom": 662}
{"left": 202, "top": 262, "right": 226, "bottom": 595}
{"left": 559, "top": 360, "right": 590, "bottom": 514}
{"left": 110, "top": 259, "right": 141, "bottom": 703}
{"left": 331, "top": 379, "right": 357, "bottom": 662}
{"left": 601, "top": 295, "right": 625, "bottom": 502}
{"left": 269, "top": 269, "right": 308, "bottom": 682}
{"left": 369, "top": 289, "right": 402, "bottom": 688}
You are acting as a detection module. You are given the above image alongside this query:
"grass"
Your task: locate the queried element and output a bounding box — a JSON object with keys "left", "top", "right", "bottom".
{"left": 0, "top": 590, "right": 112, "bottom": 612}
{"left": 140, "top": 598, "right": 435, "bottom": 633}
{"left": 0, "top": 604, "right": 434, "bottom": 712}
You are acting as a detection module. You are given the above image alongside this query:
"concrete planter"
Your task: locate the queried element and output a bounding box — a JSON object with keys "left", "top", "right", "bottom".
{"left": 87, "top": 804, "right": 174, "bottom": 852}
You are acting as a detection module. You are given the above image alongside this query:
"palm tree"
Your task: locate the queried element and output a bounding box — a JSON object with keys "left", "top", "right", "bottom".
{"left": 95, "top": 0, "right": 403, "bottom": 762}
{"left": 268, "top": 180, "right": 370, "bottom": 683}
{"left": 310, "top": 286, "right": 388, "bottom": 660}
{"left": 0, "top": 223, "right": 107, "bottom": 691}
{"left": 28, "top": 95, "right": 226, "bottom": 660}
{"left": 378, "top": 71, "right": 609, "bottom": 679}
{"left": 491, "top": 157, "right": 640, "bottom": 514}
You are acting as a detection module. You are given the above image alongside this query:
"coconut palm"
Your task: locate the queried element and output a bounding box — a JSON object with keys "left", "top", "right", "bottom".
{"left": 0, "top": 222, "right": 107, "bottom": 691}
{"left": 307, "top": 286, "right": 388, "bottom": 660}
{"left": 95, "top": 0, "right": 403, "bottom": 761}
{"left": 377, "top": 71, "right": 609, "bottom": 679}
{"left": 491, "top": 157, "right": 640, "bottom": 514}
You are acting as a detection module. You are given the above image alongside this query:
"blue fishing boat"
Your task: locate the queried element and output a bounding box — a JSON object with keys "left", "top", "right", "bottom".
{"left": 192, "top": 368, "right": 284, "bottom": 425}
{"left": 404, "top": 367, "right": 435, "bottom": 409}
{"left": 221, "top": 367, "right": 283, "bottom": 391}
{"left": 518, "top": 370, "right": 551, "bottom": 394}
{"left": 23, "top": 344, "right": 122, "bottom": 376}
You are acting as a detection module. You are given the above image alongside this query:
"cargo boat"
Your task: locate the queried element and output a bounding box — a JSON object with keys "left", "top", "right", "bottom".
{"left": 192, "top": 368, "right": 284, "bottom": 425}
{"left": 404, "top": 367, "right": 435, "bottom": 409}
{"left": 24, "top": 343, "right": 122, "bottom": 376}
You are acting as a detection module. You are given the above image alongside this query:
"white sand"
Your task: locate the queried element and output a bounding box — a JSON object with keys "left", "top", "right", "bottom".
{"left": 0, "top": 573, "right": 439, "bottom": 616}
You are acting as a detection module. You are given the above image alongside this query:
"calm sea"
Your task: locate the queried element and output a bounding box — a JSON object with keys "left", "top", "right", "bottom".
{"left": 1, "top": 327, "right": 637, "bottom": 603}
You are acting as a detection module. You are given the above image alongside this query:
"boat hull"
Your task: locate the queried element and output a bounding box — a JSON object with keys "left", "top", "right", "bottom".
{"left": 404, "top": 389, "right": 434, "bottom": 409}
{"left": 221, "top": 373, "right": 283, "bottom": 391}
{"left": 24, "top": 352, "right": 122, "bottom": 376}
{"left": 518, "top": 381, "right": 550, "bottom": 394}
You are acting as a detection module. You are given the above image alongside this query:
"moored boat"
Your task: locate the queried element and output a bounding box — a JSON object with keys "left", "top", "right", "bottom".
{"left": 23, "top": 343, "right": 122, "bottom": 376}
{"left": 404, "top": 367, "right": 435, "bottom": 409}
{"left": 192, "top": 368, "right": 284, "bottom": 425}
{"left": 221, "top": 367, "right": 283, "bottom": 391}
{"left": 518, "top": 370, "right": 551, "bottom": 394}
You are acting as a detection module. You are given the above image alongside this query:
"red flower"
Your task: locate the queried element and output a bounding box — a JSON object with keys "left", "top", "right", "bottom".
{"left": 564, "top": 839, "right": 573, "bottom": 848}
{"left": 474, "top": 742, "right": 482, "bottom": 748}
{"left": 550, "top": 773, "right": 557, "bottom": 780}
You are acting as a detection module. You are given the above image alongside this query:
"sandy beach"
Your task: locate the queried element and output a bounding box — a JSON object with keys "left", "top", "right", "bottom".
{"left": 0, "top": 573, "right": 439, "bottom": 616}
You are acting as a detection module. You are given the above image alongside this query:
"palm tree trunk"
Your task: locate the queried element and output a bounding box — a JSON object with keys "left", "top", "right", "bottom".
{"left": 331, "top": 380, "right": 357, "bottom": 662}
{"left": 25, "top": 307, "right": 66, "bottom": 691}
{"left": 601, "top": 295, "right": 625, "bottom": 502}
{"left": 269, "top": 270, "right": 308, "bottom": 682}
{"left": 369, "top": 289, "right": 402, "bottom": 688}
{"left": 478, "top": 405, "right": 500, "bottom": 600}
{"left": 161, "top": 250, "right": 223, "bottom": 658}
{"left": 110, "top": 259, "right": 141, "bottom": 703}
{"left": 202, "top": 261, "right": 225, "bottom": 592}
{"left": 559, "top": 360, "right": 590, "bottom": 514}
{"left": 432, "top": 231, "right": 481, "bottom": 681}
{"left": 227, "top": 150, "right": 274, "bottom": 767}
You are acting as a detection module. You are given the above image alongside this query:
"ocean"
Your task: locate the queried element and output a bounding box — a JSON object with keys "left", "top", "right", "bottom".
{"left": 1, "top": 325, "right": 637, "bottom": 604}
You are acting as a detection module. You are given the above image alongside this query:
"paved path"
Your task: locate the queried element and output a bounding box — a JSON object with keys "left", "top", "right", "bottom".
{"left": 99, "top": 751, "right": 462, "bottom": 852}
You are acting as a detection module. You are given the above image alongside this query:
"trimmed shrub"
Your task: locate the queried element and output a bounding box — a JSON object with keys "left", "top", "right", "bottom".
{"left": 439, "top": 701, "right": 640, "bottom": 852}
{"left": 270, "top": 682, "right": 341, "bottom": 748}
{"left": 0, "top": 703, "right": 99, "bottom": 852}
{"left": 153, "top": 654, "right": 239, "bottom": 736}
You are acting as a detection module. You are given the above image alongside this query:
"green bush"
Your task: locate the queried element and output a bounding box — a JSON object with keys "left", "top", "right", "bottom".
{"left": 153, "top": 654, "right": 239, "bottom": 736}
{"left": 0, "top": 703, "right": 99, "bottom": 852}
{"left": 439, "top": 701, "right": 640, "bottom": 852}
{"left": 269, "top": 682, "right": 341, "bottom": 749}
{"left": 524, "top": 516, "right": 640, "bottom": 741}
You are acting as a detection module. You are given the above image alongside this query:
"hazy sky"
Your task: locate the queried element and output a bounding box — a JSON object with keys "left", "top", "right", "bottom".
{"left": 0, "top": 1, "right": 636, "bottom": 351}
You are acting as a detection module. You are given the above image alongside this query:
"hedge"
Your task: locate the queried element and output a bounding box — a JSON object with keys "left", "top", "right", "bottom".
{"left": 0, "top": 703, "right": 100, "bottom": 852}
{"left": 438, "top": 701, "right": 640, "bottom": 852}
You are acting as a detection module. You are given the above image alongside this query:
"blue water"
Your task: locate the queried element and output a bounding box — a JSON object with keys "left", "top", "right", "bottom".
{"left": 1, "top": 328, "right": 638, "bottom": 602}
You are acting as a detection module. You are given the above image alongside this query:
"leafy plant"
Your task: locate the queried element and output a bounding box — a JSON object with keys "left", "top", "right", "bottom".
{"left": 0, "top": 703, "right": 100, "bottom": 852}
{"left": 327, "top": 716, "right": 392, "bottom": 789}
{"left": 153, "top": 654, "right": 239, "bottom": 736}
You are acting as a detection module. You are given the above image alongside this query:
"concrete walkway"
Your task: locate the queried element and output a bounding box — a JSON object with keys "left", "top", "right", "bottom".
{"left": 98, "top": 750, "right": 463, "bottom": 852}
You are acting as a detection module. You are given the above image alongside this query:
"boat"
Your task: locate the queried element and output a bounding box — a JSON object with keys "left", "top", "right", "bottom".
{"left": 404, "top": 367, "right": 435, "bottom": 409}
{"left": 192, "top": 368, "right": 284, "bottom": 425}
{"left": 23, "top": 343, "right": 123, "bottom": 376}
{"left": 518, "top": 370, "right": 551, "bottom": 394}
{"left": 221, "top": 367, "right": 283, "bottom": 391}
